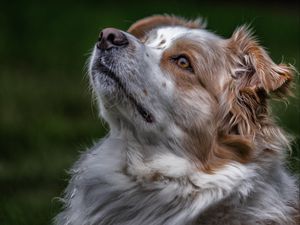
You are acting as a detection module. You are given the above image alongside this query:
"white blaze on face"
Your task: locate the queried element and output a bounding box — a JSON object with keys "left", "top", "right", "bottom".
{"left": 146, "top": 26, "right": 219, "bottom": 49}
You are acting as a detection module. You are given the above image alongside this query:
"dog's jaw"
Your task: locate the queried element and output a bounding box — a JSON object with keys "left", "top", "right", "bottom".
{"left": 91, "top": 57, "right": 155, "bottom": 123}
{"left": 89, "top": 40, "right": 158, "bottom": 125}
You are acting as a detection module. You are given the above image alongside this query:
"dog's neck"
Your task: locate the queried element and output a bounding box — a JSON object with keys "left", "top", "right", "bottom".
{"left": 109, "top": 116, "right": 185, "bottom": 148}
{"left": 55, "top": 118, "right": 297, "bottom": 225}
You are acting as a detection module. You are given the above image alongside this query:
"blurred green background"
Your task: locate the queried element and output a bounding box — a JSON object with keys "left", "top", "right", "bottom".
{"left": 0, "top": 1, "right": 299, "bottom": 224}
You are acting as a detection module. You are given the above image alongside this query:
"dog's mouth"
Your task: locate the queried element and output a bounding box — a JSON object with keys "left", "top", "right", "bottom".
{"left": 95, "top": 62, "right": 155, "bottom": 123}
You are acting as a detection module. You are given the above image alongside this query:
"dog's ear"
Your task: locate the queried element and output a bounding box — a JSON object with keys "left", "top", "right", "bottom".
{"left": 227, "top": 26, "right": 294, "bottom": 97}
{"left": 128, "top": 15, "right": 205, "bottom": 39}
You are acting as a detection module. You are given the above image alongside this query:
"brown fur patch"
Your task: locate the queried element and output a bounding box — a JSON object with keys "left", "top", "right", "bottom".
{"left": 184, "top": 126, "right": 253, "bottom": 173}
{"left": 128, "top": 15, "right": 204, "bottom": 39}
{"left": 160, "top": 38, "right": 221, "bottom": 94}
{"left": 217, "top": 134, "right": 253, "bottom": 162}
{"left": 217, "top": 86, "right": 269, "bottom": 139}
{"left": 149, "top": 172, "right": 164, "bottom": 182}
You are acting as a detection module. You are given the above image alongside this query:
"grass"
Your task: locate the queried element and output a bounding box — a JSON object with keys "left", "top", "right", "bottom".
{"left": 0, "top": 1, "right": 299, "bottom": 224}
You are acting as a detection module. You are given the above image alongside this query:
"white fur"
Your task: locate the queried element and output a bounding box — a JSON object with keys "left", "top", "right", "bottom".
{"left": 55, "top": 133, "right": 259, "bottom": 225}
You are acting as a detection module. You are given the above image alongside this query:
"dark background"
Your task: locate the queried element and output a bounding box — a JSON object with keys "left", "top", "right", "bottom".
{"left": 0, "top": 1, "right": 299, "bottom": 224}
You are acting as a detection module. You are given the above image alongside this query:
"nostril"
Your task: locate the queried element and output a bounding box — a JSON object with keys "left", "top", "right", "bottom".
{"left": 112, "top": 33, "right": 129, "bottom": 46}
{"left": 107, "top": 33, "right": 116, "bottom": 43}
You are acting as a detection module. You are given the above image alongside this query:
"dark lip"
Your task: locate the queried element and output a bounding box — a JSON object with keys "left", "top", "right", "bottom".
{"left": 95, "top": 61, "right": 155, "bottom": 123}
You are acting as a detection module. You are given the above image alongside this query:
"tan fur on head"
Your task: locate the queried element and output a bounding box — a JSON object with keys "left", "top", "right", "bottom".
{"left": 128, "top": 14, "right": 206, "bottom": 39}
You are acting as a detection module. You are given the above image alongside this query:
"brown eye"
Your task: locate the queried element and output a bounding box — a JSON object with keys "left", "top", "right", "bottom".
{"left": 172, "top": 55, "right": 193, "bottom": 72}
{"left": 178, "top": 57, "right": 190, "bottom": 68}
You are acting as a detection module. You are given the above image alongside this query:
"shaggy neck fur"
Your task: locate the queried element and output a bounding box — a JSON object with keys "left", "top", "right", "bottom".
{"left": 55, "top": 121, "right": 298, "bottom": 225}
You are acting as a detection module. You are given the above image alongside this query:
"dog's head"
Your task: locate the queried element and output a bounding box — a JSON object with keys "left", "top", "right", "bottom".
{"left": 89, "top": 15, "right": 294, "bottom": 171}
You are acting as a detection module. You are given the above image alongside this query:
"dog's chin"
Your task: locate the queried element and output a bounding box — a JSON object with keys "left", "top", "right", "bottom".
{"left": 91, "top": 60, "right": 155, "bottom": 124}
{"left": 92, "top": 71, "right": 121, "bottom": 96}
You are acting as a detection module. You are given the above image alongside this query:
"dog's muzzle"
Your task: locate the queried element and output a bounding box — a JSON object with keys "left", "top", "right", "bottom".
{"left": 92, "top": 28, "right": 155, "bottom": 124}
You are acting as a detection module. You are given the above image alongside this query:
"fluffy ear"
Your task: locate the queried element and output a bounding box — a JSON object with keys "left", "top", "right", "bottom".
{"left": 227, "top": 26, "right": 294, "bottom": 97}
{"left": 128, "top": 14, "right": 205, "bottom": 39}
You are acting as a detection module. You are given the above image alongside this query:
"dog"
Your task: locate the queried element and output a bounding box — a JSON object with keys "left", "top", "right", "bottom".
{"left": 55, "top": 15, "right": 299, "bottom": 225}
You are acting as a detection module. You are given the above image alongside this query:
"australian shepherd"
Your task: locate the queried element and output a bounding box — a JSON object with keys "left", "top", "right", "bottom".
{"left": 55, "top": 15, "right": 299, "bottom": 225}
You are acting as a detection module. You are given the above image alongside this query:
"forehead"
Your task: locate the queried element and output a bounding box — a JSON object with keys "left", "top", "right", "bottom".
{"left": 146, "top": 26, "right": 221, "bottom": 49}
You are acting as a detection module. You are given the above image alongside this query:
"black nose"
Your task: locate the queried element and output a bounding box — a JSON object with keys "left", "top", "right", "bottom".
{"left": 97, "top": 28, "right": 129, "bottom": 50}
